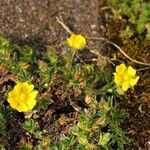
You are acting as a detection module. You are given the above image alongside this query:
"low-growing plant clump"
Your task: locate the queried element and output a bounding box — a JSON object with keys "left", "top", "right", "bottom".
{"left": 108, "top": 0, "right": 150, "bottom": 40}
{"left": 0, "top": 35, "right": 139, "bottom": 150}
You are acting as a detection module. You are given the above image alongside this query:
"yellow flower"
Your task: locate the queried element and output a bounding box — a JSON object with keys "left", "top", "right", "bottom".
{"left": 67, "top": 34, "right": 86, "bottom": 50}
{"left": 7, "top": 82, "right": 38, "bottom": 112}
{"left": 114, "top": 64, "right": 139, "bottom": 92}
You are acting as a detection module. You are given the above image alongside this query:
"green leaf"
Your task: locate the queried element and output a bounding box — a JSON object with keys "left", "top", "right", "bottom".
{"left": 19, "top": 143, "right": 33, "bottom": 150}
{"left": 34, "top": 131, "right": 43, "bottom": 140}
{"left": 98, "top": 133, "right": 111, "bottom": 147}
{"left": 23, "top": 119, "right": 37, "bottom": 134}
{"left": 78, "top": 135, "right": 89, "bottom": 146}
{"left": 0, "top": 144, "right": 5, "bottom": 150}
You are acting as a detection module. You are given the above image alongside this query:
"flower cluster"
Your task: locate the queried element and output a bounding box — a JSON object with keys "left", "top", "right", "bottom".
{"left": 7, "top": 82, "right": 38, "bottom": 112}
{"left": 114, "top": 64, "right": 139, "bottom": 92}
{"left": 67, "top": 34, "right": 86, "bottom": 50}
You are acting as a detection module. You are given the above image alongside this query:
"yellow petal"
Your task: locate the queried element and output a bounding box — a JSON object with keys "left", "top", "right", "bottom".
{"left": 26, "top": 100, "right": 36, "bottom": 110}
{"left": 28, "top": 91, "right": 38, "bottom": 100}
{"left": 67, "top": 34, "right": 75, "bottom": 48}
{"left": 8, "top": 98, "right": 18, "bottom": 109}
{"left": 122, "top": 81, "right": 129, "bottom": 91}
{"left": 17, "top": 104, "right": 28, "bottom": 112}
{"left": 22, "top": 82, "right": 34, "bottom": 93}
{"left": 67, "top": 34, "right": 86, "bottom": 50}
{"left": 13, "top": 83, "right": 22, "bottom": 93}
{"left": 20, "top": 93, "right": 26, "bottom": 101}
{"left": 114, "top": 73, "right": 122, "bottom": 85}
{"left": 123, "top": 74, "right": 129, "bottom": 81}
{"left": 8, "top": 91, "right": 14, "bottom": 98}
{"left": 7, "top": 82, "right": 38, "bottom": 112}
{"left": 129, "top": 76, "right": 140, "bottom": 86}
{"left": 116, "top": 64, "right": 126, "bottom": 75}
{"left": 76, "top": 35, "right": 86, "bottom": 49}
{"left": 127, "top": 66, "right": 136, "bottom": 76}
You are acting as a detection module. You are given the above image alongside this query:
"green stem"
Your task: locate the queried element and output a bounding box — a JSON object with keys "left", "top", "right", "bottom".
{"left": 71, "top": 49, "right": 76, "bottom": 64}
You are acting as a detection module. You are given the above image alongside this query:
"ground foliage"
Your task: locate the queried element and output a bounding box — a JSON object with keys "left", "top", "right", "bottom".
{"left": 108, "top": 0, "right": 150, "bottom": 39}
{"left": 0, "top": 0, "right": 149, "bottom": 149}
{"left": 105, "top": 0, "right": 150, "bottom": 149}
{"left": 0, "top": 37, "right": 130, "bottom": 149}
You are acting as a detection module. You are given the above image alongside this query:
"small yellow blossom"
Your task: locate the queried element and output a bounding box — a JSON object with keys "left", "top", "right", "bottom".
{"left": 7, "top": 82, "right": 38, "bottom": 112}
{"left": 114, "top": 64, "right": 139, "bottom": 92}
{"left": 67, "top": 34, "right": 86, "bottom": 50}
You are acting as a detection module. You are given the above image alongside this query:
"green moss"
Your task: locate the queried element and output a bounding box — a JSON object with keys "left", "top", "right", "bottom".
{"left": 108, "top": 0, "right": 150, "bottom": 40}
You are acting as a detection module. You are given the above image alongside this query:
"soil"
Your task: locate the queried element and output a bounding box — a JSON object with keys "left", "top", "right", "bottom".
{"left": 0, "top": 0, "right": 149, "bottom": 150}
